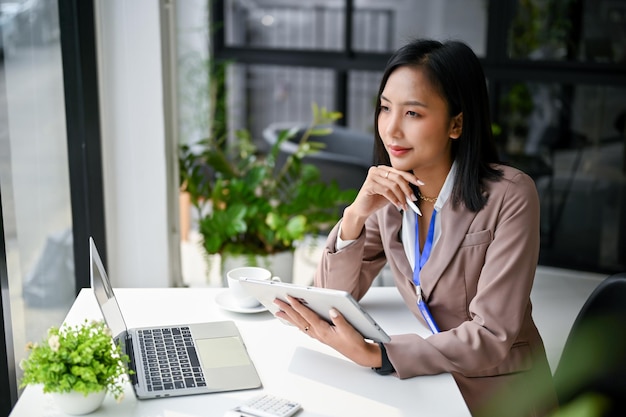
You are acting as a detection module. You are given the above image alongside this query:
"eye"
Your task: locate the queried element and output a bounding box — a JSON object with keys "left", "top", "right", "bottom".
{"left": 380, "top": 105, "right": 390, "bottom": 113}
{"left": 407, "top": 110, "right": 420, "bottom": 117}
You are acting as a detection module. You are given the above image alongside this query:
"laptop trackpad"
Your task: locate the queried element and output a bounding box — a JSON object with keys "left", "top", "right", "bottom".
{"left": 196, "top": 337, "right": 261, "bottom": 390}
{"left": 196, "top": 337, "right": 252, "bottom": 369}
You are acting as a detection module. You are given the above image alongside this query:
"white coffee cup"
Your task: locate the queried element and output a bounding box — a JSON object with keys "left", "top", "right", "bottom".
{"left": 226, "top": 267, "right": 281, "bottom": 308}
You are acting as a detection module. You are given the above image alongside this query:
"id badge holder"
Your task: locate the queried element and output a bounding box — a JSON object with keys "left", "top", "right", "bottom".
{"left": 417, "top": 300, "right": 440, "bottom": 334}
{"left": 416, "top": 288, "right": 440, "bottom": 334}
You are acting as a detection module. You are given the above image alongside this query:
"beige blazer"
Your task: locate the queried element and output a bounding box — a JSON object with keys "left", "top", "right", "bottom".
{"left": 315, "top": 165, "right": 557, "bottom": 416}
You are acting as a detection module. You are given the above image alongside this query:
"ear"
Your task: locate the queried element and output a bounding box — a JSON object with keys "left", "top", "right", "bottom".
{"left": 449, "top": 112, "right": 463, "bottom": 139}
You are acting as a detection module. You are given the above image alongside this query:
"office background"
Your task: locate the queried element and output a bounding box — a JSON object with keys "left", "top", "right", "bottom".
{"left": 1, "top": 0, "right": 625, "bottom": 415}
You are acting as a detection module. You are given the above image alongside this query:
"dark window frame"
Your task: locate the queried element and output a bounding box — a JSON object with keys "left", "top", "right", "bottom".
{"left": 58, "top": 0, "right": 107, "bottom": 290}
{"left": 0, "top": 185, "right": 16, "bottom": 417}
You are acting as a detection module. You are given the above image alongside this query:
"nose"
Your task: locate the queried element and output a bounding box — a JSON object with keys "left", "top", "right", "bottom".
{"left": 382, "top": 111, "right": 402, "bottom": 139}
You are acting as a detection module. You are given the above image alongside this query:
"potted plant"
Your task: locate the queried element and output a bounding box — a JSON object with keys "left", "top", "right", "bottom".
{"left": 179, "top": 104, "right": 358, "bottom": 282}
{"left": 19, "top": 320, "right": 131, "bottom": 415}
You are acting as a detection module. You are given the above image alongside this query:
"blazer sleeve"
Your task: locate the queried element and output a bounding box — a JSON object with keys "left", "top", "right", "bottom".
{"left": 386, "top": 171, "right": 542, "bottom": 378}
{"left": 314, "top": 212, "right": 389, "bottom": 301}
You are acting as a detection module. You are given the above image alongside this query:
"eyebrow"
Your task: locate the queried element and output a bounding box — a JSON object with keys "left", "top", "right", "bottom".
{"left": 380, "top": 94, "right": 428, "bottom": 108}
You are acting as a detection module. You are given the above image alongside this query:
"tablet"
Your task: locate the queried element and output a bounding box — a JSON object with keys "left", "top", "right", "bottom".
{"left": 239, "top": 278, "right": 391, "bottom": 343}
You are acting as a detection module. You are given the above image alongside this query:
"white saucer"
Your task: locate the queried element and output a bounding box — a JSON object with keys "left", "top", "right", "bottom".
{"left": 215, "top": 290, "right": 268, "bottom": 314}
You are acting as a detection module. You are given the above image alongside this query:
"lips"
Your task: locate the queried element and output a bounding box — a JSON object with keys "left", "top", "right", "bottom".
{"left": 387, "top": 144, "right": 411, "bottom": 157}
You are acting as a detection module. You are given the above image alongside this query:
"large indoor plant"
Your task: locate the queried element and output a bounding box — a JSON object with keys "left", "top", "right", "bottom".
{"left": 179, "top": 104, "right": 358, "bottom": 280}
{"left": 19, "top": 320, "right": 131, "bottom": 414}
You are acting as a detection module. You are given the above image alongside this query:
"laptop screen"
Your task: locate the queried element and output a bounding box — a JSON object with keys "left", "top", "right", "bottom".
{"left": 89, "top": 237, "right": 128, "bottom": 341}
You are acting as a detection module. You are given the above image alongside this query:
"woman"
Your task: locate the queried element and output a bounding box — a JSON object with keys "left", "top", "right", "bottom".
{"left": 275, "top": 39, "right": 558, "bottom": 416}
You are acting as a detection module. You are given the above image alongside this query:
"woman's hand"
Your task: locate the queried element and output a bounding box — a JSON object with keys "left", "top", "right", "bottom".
{"left": 340, "top": 166, "right": 423, "bottom": 240}
{"left": 274, "top": 296, "right": 382, "bottom": 368}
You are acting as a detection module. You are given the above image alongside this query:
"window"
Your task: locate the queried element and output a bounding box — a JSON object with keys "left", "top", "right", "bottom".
{"left": 176, "top": 0, "right": 626, "bottom": 275}
{"left": 0, "top": 0, "right": 73, "bottom": 401}
{"left": 508, "top": 0, "right": 626, "bottom": 64}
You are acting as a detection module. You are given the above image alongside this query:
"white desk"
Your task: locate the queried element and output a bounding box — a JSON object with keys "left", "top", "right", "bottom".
{"left": 10, "top": 287, "right": 470, "bottom": 417}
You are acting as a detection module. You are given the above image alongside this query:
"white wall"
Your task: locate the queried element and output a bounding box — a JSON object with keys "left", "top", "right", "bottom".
{"left": 94, "top": 0, "right": 173, "bottom": 287}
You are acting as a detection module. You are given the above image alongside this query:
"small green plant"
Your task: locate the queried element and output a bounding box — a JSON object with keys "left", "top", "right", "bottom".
{"left": 19, "top": 320, "right": 131, "bottom": 402}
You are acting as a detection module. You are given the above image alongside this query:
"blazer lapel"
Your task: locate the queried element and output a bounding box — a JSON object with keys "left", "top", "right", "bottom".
{"left": 386, "top": 209, "right": 414, "bottom": 281}
{"left": 420, "top": 201, "right": 478, "bottom": 300}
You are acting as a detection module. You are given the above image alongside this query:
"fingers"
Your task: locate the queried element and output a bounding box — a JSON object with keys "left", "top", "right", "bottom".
{"left": 275, "top": 299, "right": 378, "bottom": 366}
{"left": 377, "top": 166, "right": 424, "bottom": 187}
{"left": 372, "top": 166, "right": 423, "bottom": 210}
{"left": 274, "top": 296, "right": 346, "bottom": 339}
{"left": 328, "top": 308, "right": 346, "bottom": 327}
{"left": 273, "top": 297, "right": 318, "bottom": 335}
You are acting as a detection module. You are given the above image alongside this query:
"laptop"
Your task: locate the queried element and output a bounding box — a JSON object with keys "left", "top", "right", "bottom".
{"left": 88, "top": 237, "right": 262, "bottom": 399}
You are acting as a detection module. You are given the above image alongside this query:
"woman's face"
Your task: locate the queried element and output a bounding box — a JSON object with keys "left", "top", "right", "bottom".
{"left": 377, "top": 65, "right": 460, "bottom": 174}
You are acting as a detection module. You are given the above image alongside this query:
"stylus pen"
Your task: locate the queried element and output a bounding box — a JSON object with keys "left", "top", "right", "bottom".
{"left": 406, "top": 196, "right": 422, "bottom": 216}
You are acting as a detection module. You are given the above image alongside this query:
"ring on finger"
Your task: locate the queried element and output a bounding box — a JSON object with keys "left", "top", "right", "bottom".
{"left": 385, "top": 171, "right": 390, "bottom": 179}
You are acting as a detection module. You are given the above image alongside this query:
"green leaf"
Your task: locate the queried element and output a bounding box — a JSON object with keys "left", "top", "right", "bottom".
{"left": 308, "top": 128, "right": 332, "bottom": 136}
{"left": 285, "top": 215, "right": 307, "bottom": 238}
{"left": 265, "top": 212, "right": 280, "bottom": 230}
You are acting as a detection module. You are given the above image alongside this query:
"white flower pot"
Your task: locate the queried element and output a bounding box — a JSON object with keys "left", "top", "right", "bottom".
{"left": 51, "top": 389, "right": 106, "bottom": 415}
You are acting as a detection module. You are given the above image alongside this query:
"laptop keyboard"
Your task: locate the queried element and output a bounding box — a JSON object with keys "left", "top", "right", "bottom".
{"left": 137, "top": 327, "right": 206, "bottom": 392}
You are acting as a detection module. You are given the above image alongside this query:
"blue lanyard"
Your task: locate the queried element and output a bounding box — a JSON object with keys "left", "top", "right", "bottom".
{"left": 414, "top": 211, "right": 437, "bottom": 285}
{"left": 413, "top": 211, "right": 440, "bottom": 334}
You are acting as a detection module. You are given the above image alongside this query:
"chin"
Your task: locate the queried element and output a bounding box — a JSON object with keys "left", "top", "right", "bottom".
{"left": 389, "top": 158, "right": 416, "bottom": 172}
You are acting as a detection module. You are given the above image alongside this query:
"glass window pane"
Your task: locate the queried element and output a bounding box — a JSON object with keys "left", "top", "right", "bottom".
{"left": 354, "top": 0, "right": 489, "bottom": 56}
{"left": 229, "top": 64, "right": 336, "bottom": 150}
{"left": 580, "top": 0, "right": 626, "bottom": 63}
{"left": 347, "top": 70, "right": 380, "bottom": 134}
{"left": 225, "top": 0, "right": 345, "bottom": 50}
{"left": 508, "top": 0, "right": 575, "bottom": 60}
{"left": 496, "top": 82, "right": 561, "bottom": 156}
{"left": 495, "top": 81, "right": 626, "bottom": 271}
{"left": 0, "top": 0, "right": 73, "bottom": 395}
{"left": 508, "top": 0, "right": 626, "bottom": 63}
{"left": 545, "top": 85, "right": 626, "bottom": 271}
{"left": 351, "top": 5, "right": 393, "bottom": 52}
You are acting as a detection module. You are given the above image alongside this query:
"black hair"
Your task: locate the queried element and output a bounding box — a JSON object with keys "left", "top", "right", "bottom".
{"left": 373, "top": 39, "right": 502, "bottom": 212}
